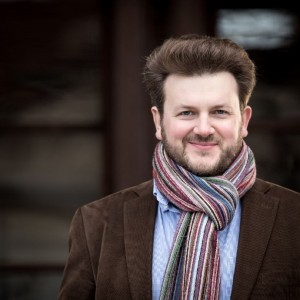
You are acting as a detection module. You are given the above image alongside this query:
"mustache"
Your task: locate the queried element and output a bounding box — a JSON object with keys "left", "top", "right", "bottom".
{"left": 184, "top": 134, "right": 219, "bottom": 143}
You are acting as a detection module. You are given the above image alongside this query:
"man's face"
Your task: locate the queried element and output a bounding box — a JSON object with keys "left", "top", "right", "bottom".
{"left": 151, "top": 72, "right": 252, "bottom": 176}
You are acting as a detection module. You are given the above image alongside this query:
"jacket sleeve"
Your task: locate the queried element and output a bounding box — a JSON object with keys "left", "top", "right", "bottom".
{"left": 58, "top": 208, "right": 95, "bottom": 299}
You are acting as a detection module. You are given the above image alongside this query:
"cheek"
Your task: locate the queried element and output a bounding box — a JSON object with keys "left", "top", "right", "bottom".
{"left": 164, "top": 121, "right": 192, "bottom": 140}
{"left": 216, "top": 122, "right": 240, "bottom": 140}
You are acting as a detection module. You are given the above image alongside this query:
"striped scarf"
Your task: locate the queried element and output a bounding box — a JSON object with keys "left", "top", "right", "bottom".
{"left": 152, "top": 141, "right": 256, "bottom": 299}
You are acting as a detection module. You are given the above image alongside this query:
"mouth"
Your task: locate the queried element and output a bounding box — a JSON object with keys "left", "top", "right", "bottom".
{"left": 188, "top": 140, "right": 218, "bottom": 150}
{"left": 189, "top": 141, "right": 218, "bottom": 148}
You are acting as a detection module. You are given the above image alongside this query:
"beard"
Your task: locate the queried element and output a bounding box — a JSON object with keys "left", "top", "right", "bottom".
{"left": 161, "top": 128, "right": 244, "bottom": 177}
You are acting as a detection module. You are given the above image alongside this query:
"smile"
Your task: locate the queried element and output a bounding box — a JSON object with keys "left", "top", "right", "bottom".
{"left": 188, "top": 141, "right": 218, "bottom": 150}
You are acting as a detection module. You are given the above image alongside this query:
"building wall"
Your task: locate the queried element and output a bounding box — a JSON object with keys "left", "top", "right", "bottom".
{"left": 0, "top": 0, "right": 299, "bottom": 298}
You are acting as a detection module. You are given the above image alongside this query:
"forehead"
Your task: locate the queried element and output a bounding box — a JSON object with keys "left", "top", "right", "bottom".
{"left": 163, "top": 72, "right": 239, "bottom": 107}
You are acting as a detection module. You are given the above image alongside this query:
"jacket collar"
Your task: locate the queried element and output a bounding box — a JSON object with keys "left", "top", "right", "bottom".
{"left": 231, "top": 179, "right": 279, "bottom": 299}
{"left": 123, "top": 180, "right": 157, "bottom": 300}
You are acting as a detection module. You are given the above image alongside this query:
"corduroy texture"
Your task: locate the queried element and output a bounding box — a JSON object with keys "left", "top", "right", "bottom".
{"left": 152, "top": 141, "right": 256, "bottom": 300}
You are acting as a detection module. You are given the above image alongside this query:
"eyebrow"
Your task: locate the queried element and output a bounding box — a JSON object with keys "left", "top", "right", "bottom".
{"left": 175, "top": 105, "right": 195, "bottom": 110}
{"left": 174, "top": 103, "right": 233, "bottom": 110}
{"left": 212, "top": 104, "right": 233, "bottom": 109}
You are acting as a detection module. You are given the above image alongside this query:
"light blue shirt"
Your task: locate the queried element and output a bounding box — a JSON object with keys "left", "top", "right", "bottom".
{"left": 152, "top": 181, "right": 241, "bottom": 300}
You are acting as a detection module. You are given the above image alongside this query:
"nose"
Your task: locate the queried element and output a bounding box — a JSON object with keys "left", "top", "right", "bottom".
{"left": 193, "top": 115, "right": 215, "bottom": 137}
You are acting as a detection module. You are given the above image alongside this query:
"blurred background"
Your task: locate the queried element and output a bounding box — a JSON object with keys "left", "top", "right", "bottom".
{"left": 0, "top": 0, "right": 299, "bottom": 299}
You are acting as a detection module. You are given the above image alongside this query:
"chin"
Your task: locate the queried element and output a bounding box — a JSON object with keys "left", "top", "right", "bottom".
{"left": 186, "top": 163, "right": 220, "bottom": 177}
{"left": 187, "top": 158, "right": 227, "bottom": 177}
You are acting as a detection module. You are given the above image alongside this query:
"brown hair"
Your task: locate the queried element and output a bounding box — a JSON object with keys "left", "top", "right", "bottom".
{"left": 143, "top": 34, "right": 256, "bottom": 114}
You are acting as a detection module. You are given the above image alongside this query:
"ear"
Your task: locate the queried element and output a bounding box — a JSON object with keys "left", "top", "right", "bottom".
{"left": 241, "top": 105, "right": 252, "bottom": 138}
{"left": 151, "top": 106, "right": 163, "bottom": 140}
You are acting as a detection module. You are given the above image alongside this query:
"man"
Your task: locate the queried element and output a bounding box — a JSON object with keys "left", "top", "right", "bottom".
{"left": 59, "top": 35, "right": 300, "bottom": 299}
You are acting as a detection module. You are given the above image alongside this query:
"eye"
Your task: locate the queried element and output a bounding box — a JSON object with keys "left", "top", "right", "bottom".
{"left": 213, "top": 109, "right": 228, "bottom": 116}
{"left": 179, "top": 111, "right": 194, "bottom": 116}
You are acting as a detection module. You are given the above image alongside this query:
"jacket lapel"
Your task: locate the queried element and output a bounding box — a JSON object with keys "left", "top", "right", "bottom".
{"left": 231, "top": 180, "right": 279, "bottom": 299}
{"left": 123, "top": 181, "right": 157, "bottom": 300}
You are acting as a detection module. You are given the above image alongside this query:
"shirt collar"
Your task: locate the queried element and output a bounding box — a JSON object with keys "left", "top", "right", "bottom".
{"left": 153, "top": 180, "right": 180, "bottom": 214}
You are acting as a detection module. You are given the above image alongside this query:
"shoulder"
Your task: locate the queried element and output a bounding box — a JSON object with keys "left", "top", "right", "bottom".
{"left": 78, "top": 180, "right": 154, "bottom": 217}
{"left": 246, "top": 178, "right": 300, "bottom": 215}
{"left": 252, "top": 178, "right": 299, "bottom": 201}
{"left": 68, "top": 180, "right": 155, "bottom": 243}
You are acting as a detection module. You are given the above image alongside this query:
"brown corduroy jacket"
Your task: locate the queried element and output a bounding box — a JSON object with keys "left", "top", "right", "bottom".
{"left": 58, "top": 178, "right": 300, "bottom": 299}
